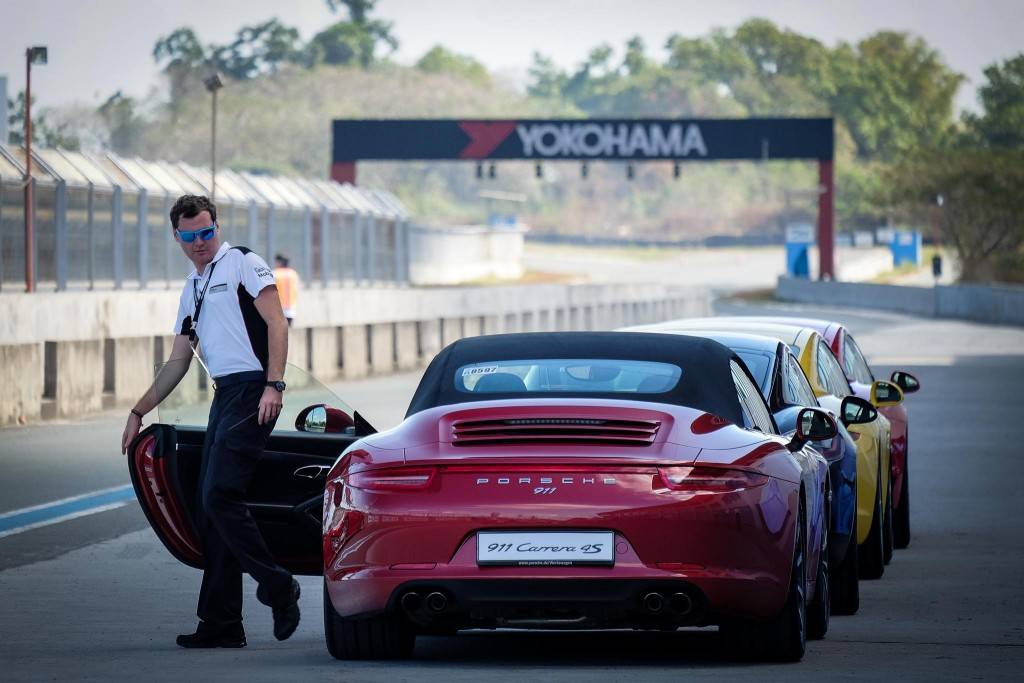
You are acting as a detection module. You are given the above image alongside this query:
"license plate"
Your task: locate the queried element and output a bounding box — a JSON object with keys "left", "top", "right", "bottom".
{"left": 476, "top": 530, "right": 615, "bottom": 566}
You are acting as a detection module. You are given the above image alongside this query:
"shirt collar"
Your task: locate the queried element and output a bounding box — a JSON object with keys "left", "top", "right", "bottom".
{"left": 187, "top": 242, "right": 232, "bottom": 280}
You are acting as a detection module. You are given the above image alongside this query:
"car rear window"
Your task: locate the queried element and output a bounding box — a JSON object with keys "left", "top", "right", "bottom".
{"left": 456, "top": 358, "right": 682, "bottom": 395}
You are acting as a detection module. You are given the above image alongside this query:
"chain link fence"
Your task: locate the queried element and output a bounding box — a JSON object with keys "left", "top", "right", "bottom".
{"left": 0, "top": 144, "right": 410, "bottom": 292}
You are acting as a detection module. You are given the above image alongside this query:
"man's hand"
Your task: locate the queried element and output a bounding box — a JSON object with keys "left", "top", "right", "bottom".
{"left": 258, "top": 386, "right": 283, "bottom": 425}
{"left": 121, "top": 412, "right": 142, "bottom": 455}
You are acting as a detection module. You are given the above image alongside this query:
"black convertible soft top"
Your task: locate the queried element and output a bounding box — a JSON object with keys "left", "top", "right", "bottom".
{"left": 405, "top": 331, "right": 748, "bottom": 425}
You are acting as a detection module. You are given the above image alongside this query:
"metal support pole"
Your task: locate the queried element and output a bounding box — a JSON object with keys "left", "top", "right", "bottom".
{"left": 24, "top": 53, "right": 34, "bottom": 293}
{"left": 266, "top": 206, "right": 276, "bottom": 267}
{"left": 817, "top": 159, "right": 835, "bottom": 281}
{"left": 210, "top": 89, "right": 217, "bottom": 202}
{"left": 30, "top": 177, "right": 37, "bottom": 291}
{"left": 352, "top": 212, "right": 363, "bottom": 285}
{"left": 87, "top": 184, "right": 95, "bottom": 290}
{"left": 137, "top": 188, "right": 149, "bottom": 289}
{"left": 54, "top": 180, "right": 67, "bottom": 291}
{"left": 247, "top": 201, "right": 258, "bottom": 249}
{"left": 112, "top": 185, "right": 124, "bottom": 289}
{"left": 303, "top": 206, "right": 313, "bottom": 284}
{"left": 163, "top": 196, "right": 173, "bottom": 288}
{"left": 320, "top": 206, "right": 330, "bottom": 288}
{"left": 393, "top": 219, "right": 405, "bottom": 285}
{"left": 366, "top": 215, "right": 376, "bottom": 283}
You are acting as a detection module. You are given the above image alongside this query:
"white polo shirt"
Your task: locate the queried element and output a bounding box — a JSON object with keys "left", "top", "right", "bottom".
{"left": 174, "top": 242, "right": 277, "bottom": 378}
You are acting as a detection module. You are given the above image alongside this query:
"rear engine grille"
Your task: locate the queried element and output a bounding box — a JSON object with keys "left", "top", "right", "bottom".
{"left": 451, "top": 417, "right": 661, "bottom": 447}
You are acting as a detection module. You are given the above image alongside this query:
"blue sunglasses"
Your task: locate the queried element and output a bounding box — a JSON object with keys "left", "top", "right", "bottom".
{"left": 176, "top": 225, "right": 217, "bottom": 243}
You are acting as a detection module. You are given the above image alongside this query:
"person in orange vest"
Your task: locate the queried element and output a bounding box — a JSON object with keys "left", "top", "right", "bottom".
{"left": 273, "top": 255, "right": 299, "bottom": 327}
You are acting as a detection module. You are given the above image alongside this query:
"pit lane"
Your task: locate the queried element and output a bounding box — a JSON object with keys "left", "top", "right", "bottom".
{"left": 1, "top": 300, "right": 1023, "bottom": 681}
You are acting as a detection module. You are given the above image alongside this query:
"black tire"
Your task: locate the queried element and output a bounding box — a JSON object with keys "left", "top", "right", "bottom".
{"left": 324, "top": 581, "right": 415, "bottom": 660}
{"left": 894, "top": 450, "right": 911, "bottom": 549}
{"left": 830, "top": 515, "right": 860, "bottom": 616}
{"left": 807, "top": 492, "right": 830, "bottom": 640}
{"left": 882, "top": 473, "right": 894, "bottom": 565}
{"left": 858, "top": 467, "right": 885, "bottom": 580}
{"left": 722, "top": 494, "right": 807, "bottom": 662}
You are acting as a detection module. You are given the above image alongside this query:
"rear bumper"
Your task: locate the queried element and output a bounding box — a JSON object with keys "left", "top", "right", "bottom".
{"left": 326, "top": 548, "right": 790, "bottom": 627}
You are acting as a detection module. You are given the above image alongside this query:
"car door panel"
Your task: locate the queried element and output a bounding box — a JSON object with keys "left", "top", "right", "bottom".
{"left": 129, "top": 424, "right": 357, "bottom": 575}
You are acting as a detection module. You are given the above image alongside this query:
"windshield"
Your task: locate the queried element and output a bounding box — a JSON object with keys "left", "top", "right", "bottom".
{"left": 456, "top": 358, "right": 682, "bottom": 395}
{"left": 155, "top": 359, "right": 353, "bottom": 432}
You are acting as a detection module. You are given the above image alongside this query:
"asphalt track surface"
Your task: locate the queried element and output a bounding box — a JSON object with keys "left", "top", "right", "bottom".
{"left": 2, "top": 300, "right": 1023, "bottom": 681}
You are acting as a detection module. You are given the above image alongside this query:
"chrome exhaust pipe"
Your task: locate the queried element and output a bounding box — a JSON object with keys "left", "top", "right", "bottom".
{"left": 426, "top": 591, "right": 448, "bottom": 613}
{"left": 400, "top": 591, "right": 423, "bottom": 613}
{"left": 669, "top": 592, "right": 693, "bottom": 616}
{"left": 643, "top": 592, "right": 665, "bottom": 613}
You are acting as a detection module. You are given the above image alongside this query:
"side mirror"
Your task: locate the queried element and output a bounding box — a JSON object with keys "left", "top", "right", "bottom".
{"left": 890, "top": 370, "right": 920, "bottom": 394}
{"left": 870, "top": 380, "right": 904, "bottom": 407}
{"left": 841, "top": 396, "right": 877, "bottom": 426}
{"left": 295, "top": 404, "right": 354, "bottom": 433}
{"left": 787, "top": 407, "right": 838, "bottom": 452}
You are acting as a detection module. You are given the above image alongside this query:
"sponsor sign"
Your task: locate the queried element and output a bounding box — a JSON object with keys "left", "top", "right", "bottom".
{"left": 333, "top": 118, "right": 833, "bottom": 163}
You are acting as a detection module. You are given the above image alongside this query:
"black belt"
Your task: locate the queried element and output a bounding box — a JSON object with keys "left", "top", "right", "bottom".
{"left": 213, "top": 371, "right": 266, "bottom": 389}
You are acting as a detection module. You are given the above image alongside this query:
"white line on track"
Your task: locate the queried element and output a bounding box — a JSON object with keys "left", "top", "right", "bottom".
{"left": 0, "top": 502, "right": 129, "bottom": 540}
{"left": 0, "top": 484, "right": 134, "bottom": 520}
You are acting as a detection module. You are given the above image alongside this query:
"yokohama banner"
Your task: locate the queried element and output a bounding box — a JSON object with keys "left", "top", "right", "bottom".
{"left": 332, "top": 118, "right": 833, "bottom": 163}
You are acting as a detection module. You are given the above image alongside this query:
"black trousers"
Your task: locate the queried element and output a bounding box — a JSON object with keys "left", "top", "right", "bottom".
{"left": 195, "top": 378, "right": 292, "bottom": 628}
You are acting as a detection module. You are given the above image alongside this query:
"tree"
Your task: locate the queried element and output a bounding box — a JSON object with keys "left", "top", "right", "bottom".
{"left": 210, "top": 20, "right": 305, "bottom": 80}
{"left": 97, "top": 91, "right": 146, "bottom": 154}
{"left": 885, "top": 150, "right": 1024, "bottom": 281}
{"left": 526, "top": 52, "right": 567, "bottom": 99}
{"left": 153, "top": 27, "right": 208, "bottom": 103}
{"left": 6, "top": 90, "right": 80, "bottom": 149}
{"left": 831, "top": 32, "right": 963, "bottom": 160}
{"left": 965, "top": 54, "right": 1024, "bottom": 149}
{"left": 415, "top": 46, "right": 490, "bottom": 84}
{"left": 314, "top": 0, "right": 398, "bottom": 67}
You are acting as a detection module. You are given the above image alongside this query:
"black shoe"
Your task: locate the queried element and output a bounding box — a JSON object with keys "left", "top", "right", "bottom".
{"left": 176, "top": 622, "right": 246, "bottom": 649}
{"left": 272, "top": 579, "right": 301, "bottom": 641}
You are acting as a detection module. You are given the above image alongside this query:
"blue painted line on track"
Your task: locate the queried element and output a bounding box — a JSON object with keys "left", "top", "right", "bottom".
{"left": 0, "top": 485, "right": 136, "bottom": 534}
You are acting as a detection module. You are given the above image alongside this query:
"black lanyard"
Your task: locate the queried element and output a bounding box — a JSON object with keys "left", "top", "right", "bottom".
{"left": 189, "top": 259, "right": 220, "bottom": 343}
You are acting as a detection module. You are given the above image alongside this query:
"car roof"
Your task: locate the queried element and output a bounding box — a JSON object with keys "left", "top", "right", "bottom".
{"left": 643, "top": 329, "right": 784, "bottom": 355}
{"left": 405, "top": 331, "right": 748, "bottom": 424}
{"left": 721, "top": 316, "right": 838, "bottom": 336}
{"left": 633, "top": 318, "right": 809, "bottom": 346}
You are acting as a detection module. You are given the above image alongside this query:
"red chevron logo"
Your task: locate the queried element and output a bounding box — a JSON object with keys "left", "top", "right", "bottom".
{"left": 458, "top": 121, "right": 518, "bottom": 159}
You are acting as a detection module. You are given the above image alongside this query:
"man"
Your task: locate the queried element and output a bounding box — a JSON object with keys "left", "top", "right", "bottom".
{"left": 120, "top": 195, "right": 299, "bottom": 649}
{"left": 273, "top": 254, "right": 299, "bottom": 327}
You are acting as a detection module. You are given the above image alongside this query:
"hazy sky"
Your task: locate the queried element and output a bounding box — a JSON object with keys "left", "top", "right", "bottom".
{"left": 1, "top": 0, "right": 1022, "bottom": 112}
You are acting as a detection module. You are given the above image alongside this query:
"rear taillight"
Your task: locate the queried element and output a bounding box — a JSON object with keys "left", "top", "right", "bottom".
{"left": 655, "top": 466, "right": 768, "bottom": 492}
{"left": 347, "top": 467, "right": 436, "bottom": 491}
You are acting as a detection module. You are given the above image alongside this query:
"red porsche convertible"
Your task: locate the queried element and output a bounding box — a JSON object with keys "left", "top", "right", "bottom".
{"left": 129, "top": 332, "right": 836, "bottom": 662}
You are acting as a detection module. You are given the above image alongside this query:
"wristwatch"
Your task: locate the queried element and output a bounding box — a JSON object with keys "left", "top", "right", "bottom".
{"left": 266, "top": 380, "right": 287, "bottom": 392}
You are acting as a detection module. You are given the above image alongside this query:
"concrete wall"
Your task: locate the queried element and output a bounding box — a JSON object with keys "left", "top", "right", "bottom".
{"left": 776, "top": 276, "right": 1024, "bottom": 326}
{"left": 1, "top": 343, "right": 42, "bottom": 424}
{"left": 0, "top": 282, "right": 709, "bottom": 425}
{"left": 408, "top": 224, "right": 526, "bottom": 285}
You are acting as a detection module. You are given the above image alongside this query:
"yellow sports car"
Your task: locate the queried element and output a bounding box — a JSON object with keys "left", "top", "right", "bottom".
{"left": 631, "top": 319, "right": 904, "bottom": 580}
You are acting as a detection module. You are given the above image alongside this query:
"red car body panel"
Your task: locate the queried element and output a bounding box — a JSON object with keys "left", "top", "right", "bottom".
{"left": 323, "top": 399, "right": 823, "bottom": 625}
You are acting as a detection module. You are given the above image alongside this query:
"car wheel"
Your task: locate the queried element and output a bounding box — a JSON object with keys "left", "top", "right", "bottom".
{"left": 324, "top": 581, "right": 415, "bottom": 660}
{"left": 830, "top": 515, "right": 860, "bottom": 616}
{"left": 882, "top": 473, "right": 894, "bottom": 565}
{"left": 807, "top": 493, "right": 830, "bottom": 640}
{"left": 722, "top": 494, "right": 807, "bottom": 662}
{"left": 894, "top": 450, "right": 911, "bottom": 549}
{"left": 858, "top": 468, "right": 885, "bottom": 580}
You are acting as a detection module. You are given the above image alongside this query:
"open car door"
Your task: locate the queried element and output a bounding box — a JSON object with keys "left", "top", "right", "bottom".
{"left": 127, "top": 360, "right": 364, "bottom": 575}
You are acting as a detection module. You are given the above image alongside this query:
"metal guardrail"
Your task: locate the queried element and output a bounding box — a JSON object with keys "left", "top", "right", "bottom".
{"left": 0, "top": 144, "right": 411, "bottom": 292}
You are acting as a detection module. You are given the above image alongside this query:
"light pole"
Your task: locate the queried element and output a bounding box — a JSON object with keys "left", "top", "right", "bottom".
{"left": 23, "top": 45, "right": 47, "bottom": 293}
{"left": 203, "top": 73, "right": 223, "bottom": 202}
